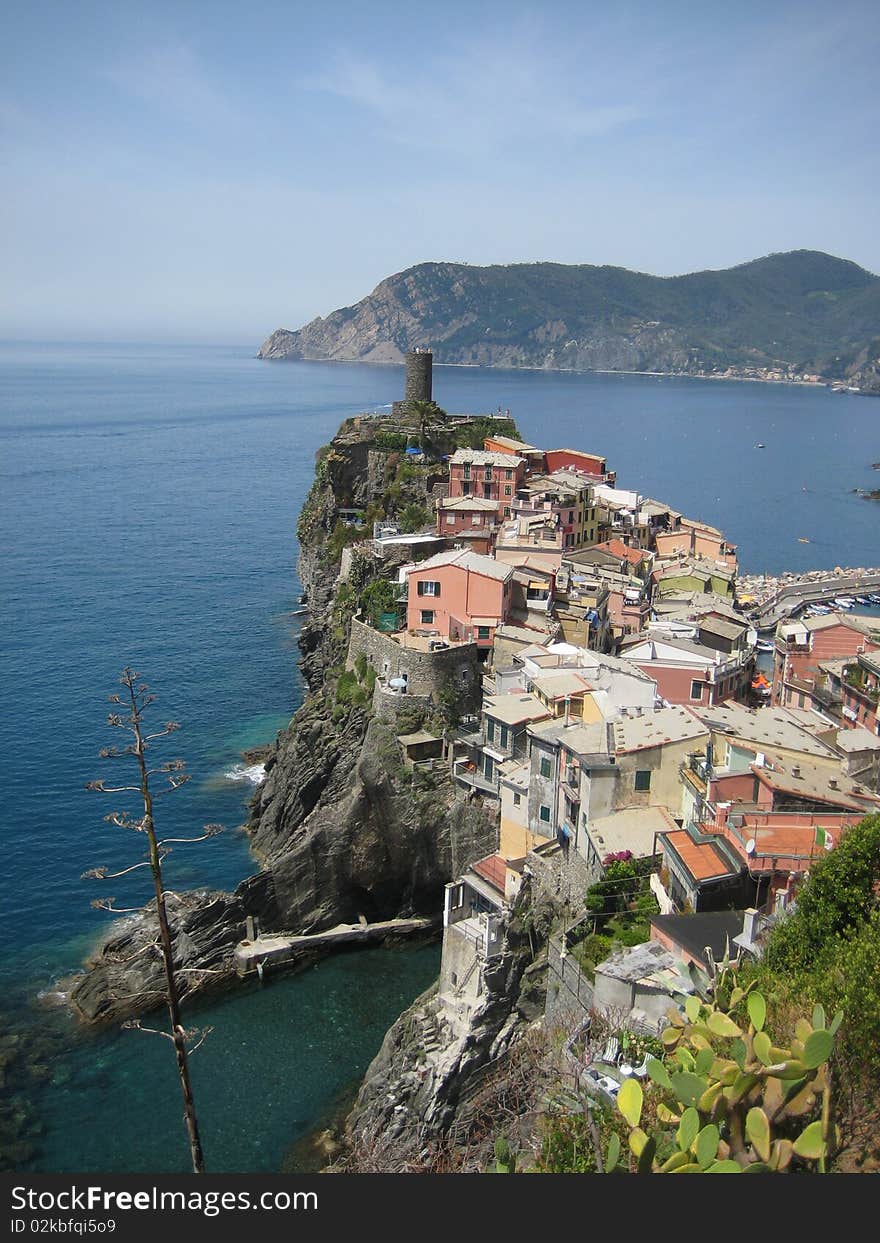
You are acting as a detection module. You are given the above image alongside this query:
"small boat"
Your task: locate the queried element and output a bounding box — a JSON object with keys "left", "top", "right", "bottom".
{"left": 755, "top": 640, "right": 774, "bottom": 652}
{"left": 868, "top": 594, "right": 880, "bottom": 605}
{"left": 811, "top": 604, "right": 831, "bottom": 614}
{"left": 756, "top": 443, "right": 765, "bottom": 449}
{"left": 855, "top": 596, "right": 872, "bottom": 605}
{"left": 833, "top": 597, "right": 855, "bottom": 608}
{"left": 797, "top": 537, "right": 810, "bottom": 543}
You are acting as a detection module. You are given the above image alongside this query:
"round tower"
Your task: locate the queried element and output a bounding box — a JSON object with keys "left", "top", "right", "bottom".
{"left": 404, "top": 348, "right": 433, "bottom": 403}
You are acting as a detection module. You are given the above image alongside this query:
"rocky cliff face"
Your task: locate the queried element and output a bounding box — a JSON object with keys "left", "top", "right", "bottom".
{"left": 257, "top": 251, "right": 880, "bottom": 388}
{"left": 340, "top": 881, "right": 554, "bottom": 1169}
{"left": 70, "top": 412, "right": 497, "bottom": 1025}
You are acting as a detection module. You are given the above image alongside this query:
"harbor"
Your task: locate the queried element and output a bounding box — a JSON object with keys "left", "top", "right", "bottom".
{"left": 740, "top": 567, "right": 880, "bottom": 632}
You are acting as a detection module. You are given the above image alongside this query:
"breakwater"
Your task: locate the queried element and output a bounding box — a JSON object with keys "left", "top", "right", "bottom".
{"left": 739, "top": 567, "right": 880, "bottom": 630}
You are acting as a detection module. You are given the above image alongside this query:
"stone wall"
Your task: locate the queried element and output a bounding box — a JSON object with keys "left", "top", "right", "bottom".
{"left": 545, "top": 934, "right": 594, "bottom": 1028}
{"left": 347, "top": 616, "right": 481, "bottom": 711}
{"left": 525, "top": 841, "right": 590, "bottom": 911}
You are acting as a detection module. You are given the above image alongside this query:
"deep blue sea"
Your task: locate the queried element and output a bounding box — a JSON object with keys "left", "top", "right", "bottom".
{"left": 1, "top": 342, "right": 878, "bottom": 1172}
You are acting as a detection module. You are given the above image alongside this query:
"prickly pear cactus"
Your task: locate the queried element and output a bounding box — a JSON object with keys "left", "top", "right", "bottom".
{"left": 608, "top": 970, "right": 840, "bottom": 1173}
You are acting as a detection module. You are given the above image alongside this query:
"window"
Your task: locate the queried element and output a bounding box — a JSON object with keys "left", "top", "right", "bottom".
{"left": 420, "top": 610, "right": 435, "bottom": 624}
{"left": 504, "top": 485, "right": 512, "bottom": 496}
{"left": 477, "top": 625, "right": 491, "bottom": 640}
{"left": 500, "top": 724, "right": 510, "bottom": 749}
{"left": 568, "top": 511, "right": 574, "bottom": 523}
{"left": 634, "top": 770, "right": 651, "bottom": 792}
{"left": 540, "top": 756, "right": 552, "bottom": 778}
{"left": 539, "top": 804, "right": 551, "bottom": 823}
{"left": 513, "top": 791, "right": 521, "bottom": 806}
{"left": 503, "top": 506, "right": 510, "bottom": 517}
{"left": 446, "top": 514, "right": 455, "bottom": 525}
{"left": 417, "top": 580, "right": 441, "bottom": 596}
{"left": 483, "top": 484, "right": 492, "bottom": 498}
{"left": 690, "top": 680, "right": 705, "bottom": 701}
{"left": 484, "top": 467, "right": 493, "bottom": 481}
{"left": 486, "top": 718, "right": 495, "bottom": 743}
{"left": 461, "top": 481, "right": 470, "bottom": 495}
{"left": 505, "top": 468, "right": 513, "bottom": 480}
{"left": 463, "top": 464, "right": 471, "bottom": 479}
{"left": 472, "top": 514, "right": 481, "bottom": 525}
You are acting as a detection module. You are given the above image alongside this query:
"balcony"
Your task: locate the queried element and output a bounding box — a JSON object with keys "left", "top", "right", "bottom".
{"left": 453, "top": 758, "right": 500, "bottom": 795}
{"left": 680, "top": 753, "right": 709, "bottom": 797}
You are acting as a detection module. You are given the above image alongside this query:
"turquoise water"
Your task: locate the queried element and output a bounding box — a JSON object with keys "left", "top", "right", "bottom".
{"left": 1, "top": 342, "right": 877, "bottom": 1172}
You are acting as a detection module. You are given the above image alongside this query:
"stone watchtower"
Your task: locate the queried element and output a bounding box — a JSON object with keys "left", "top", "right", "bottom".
{"left": 404, "top": 348, "right": 433, "bottom": 404}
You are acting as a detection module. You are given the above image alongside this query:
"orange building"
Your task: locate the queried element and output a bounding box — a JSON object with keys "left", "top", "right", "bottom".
{"left": 406, "top": 548, "right": 514, "bottom": 648}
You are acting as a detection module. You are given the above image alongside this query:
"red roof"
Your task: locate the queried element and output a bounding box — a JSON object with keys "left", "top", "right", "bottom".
{"left": 663, "top": 831, "right": 736, "bottom": 882}
{"left": 472, "top": 853, "right": 507, "bottom": 894}
{"left": 594, "top": 538, "right": 648, "bottom": 566}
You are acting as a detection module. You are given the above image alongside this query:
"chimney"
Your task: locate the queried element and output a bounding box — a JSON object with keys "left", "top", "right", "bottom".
{"left": 791, "top": 764, "right": 801, "bottom": 779}
{"left": 828, "top": 777, "right": 838, "bottom": 789}
{"left": 742, "top": 907, "right": 759, "bottom": 945}
{"left": 715, "top": 801, "right": 731, "bottom": 829}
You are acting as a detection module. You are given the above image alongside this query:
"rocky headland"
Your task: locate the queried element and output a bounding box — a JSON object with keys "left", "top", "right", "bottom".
{"left": 258, "top": 251, "right": 880, "bottom": 393}
{"left": 69, "top": 407, "right": 503, "bottom": 1025}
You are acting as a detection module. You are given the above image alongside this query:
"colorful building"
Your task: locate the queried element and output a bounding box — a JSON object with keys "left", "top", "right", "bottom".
{"left": 405, "top": 547, "right": 514, "bottom": 648}
{"left": 771, "top": 612, "right": 880, "bottom": 707}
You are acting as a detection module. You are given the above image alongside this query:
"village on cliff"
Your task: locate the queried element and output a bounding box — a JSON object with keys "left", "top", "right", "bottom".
{"left": 290, "top": 349, "right": 880, "bottom": 1114}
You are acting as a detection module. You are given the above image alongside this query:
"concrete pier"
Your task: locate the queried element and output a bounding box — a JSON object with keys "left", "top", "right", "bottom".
{"left": 746, "top": 572, "right": 880, "bottom": 631}
{"left": 234, "top": 916, "right": 437, "bottom": 976}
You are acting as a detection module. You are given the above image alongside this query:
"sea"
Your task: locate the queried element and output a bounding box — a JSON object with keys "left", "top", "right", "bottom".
{"left": 1, "top": 341, "right": 878, "bottom": 1172}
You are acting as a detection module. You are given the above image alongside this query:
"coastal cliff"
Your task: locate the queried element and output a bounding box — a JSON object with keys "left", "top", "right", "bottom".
{"left": 258, "top": 250, "right": 880, "bottom": 390}
{"left": 70, "top": 408, "right": 500, "bottom": 1024}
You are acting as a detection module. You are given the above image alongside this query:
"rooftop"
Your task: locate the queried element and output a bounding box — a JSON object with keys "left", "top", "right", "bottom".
{"left": 450, "top": 448, "right": 526, "bottom": 468}
{"left": 698, "top": 617, "right": 748, "bottom": 641}
{"left": 437, "top": 495, "right": 499, "bottom": 512}
{"left": 694, "top": 704, "right": 835, "bottom": 758}
{"left": 587, "top": 539, "right": 652, "bottom": 566}
{"left": 754, "top": 752, "right": 880, "bottom": 811}
{"left": 662, "top": 830, "right": 739, "bottom": 882}
{"left": 484, "top": 693, "right": 552, "bottom": 727}
{"left": 407, "top": 547, "right": 514, "bottom": 582}
{"left": 594, "top": 940, "right": 679, "bottom": 984}
{"left": 621, "top": 635, "right": 729, "bottom": 665}
{"left": 485, "top": 435, "right": 538, "bottom": 453}
{"left": 778, "top": 612, "right": 880, "bottom": 639}
{"left": 650, "top": 911, "right": 747, "bottom": 968}
{"left": 470, "top": 853, "right": 508, "bottom": 895}
{"left": 611, "top": 706, "right": 709, "bottom": 754}
{"left": 586, "top": 805, "right": 677, "bottom": 859}
{"left": 530, "top": 671, "right": 595, "bottom": 700}
{"left": 834, "top": 726, "right": 880, "bottom": 754}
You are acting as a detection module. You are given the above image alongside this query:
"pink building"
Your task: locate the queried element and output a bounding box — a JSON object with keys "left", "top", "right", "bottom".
{"left": 654, "top": 519, "right": 737, "bottom": 571}
{"left": 620, "top": 635, "right": 752, "bottom": 706}
{"left": 447, "top": 449, "right": 527, "bottom": 524}
{"left": 435, "top": 495, "right": 499, "bottom": 542}
{"left": 406, "top": 548, "right": 514, "bottom": 648}
{"left": 544, "top": 448, "right": 615, "bottom": 485}
{"left": 772, "top": 613, "right": 880, "bottom": 707}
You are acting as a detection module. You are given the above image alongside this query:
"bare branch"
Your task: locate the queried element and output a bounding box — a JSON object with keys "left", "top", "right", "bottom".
{"left": 82, "top": 861, "right": 153, "bottom": 881}
{"left": 90, "top": 897, "right": 144, "bottom": 913}
{"left": 185, "top": 1026, "right": 214, "bottom": 1056}
{"left": 122, "top": 1020, "right": 174, "bottom": 1041}
{"left": 157, "top": 825, "right": 224, "bottom": 847}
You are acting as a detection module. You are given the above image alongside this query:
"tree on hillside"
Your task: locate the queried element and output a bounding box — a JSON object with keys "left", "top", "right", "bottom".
{"left": 85, "top": 668, "right": 223, "bottom": 1174}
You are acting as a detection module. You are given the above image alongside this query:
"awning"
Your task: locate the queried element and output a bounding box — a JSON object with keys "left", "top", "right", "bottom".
{"left": 483, "top": 746, "right": 507, "bottom": 762}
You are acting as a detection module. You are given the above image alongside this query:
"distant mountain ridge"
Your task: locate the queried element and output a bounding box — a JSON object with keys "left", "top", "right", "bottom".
{"left": 258, "top": 251, "right": 880, "bottom": 391}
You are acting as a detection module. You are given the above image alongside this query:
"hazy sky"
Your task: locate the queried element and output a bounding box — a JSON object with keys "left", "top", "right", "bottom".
{"left": 2, "top": 0, "right": 878, "bottom": 342}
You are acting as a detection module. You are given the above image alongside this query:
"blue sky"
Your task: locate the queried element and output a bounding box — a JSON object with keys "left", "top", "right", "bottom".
{"left": 1, "top": 0, "right": 878, "bottom": 342}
